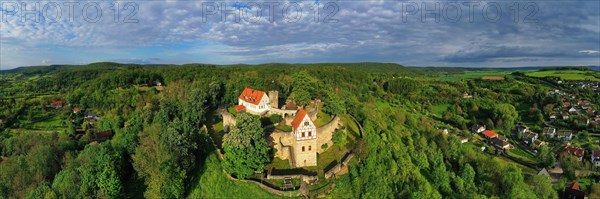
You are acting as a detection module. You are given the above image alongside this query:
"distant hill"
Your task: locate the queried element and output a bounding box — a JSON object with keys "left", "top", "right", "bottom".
{"left": 1, "top": 62, "right": 417, "bottom": 76}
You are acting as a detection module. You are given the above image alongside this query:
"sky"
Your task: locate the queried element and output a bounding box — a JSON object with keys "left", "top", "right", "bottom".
{"left": 1, "top": 0, "right": 599, "bottom": 69}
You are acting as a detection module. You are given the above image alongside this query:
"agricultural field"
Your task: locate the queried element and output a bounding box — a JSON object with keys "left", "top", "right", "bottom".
{"left": 433, "top": 70, "right": 512, "bottom": 81}
{"left": 525, "top": 70, "right": 600, "bottom": 81}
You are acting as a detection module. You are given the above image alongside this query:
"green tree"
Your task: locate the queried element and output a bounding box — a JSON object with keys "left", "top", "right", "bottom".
{"left": 537, "top": 145, "right": 556, "bottom": 168}
{"left": 493, "top": 103, "right": 518, "bottom": 132}
{"left": 222, "top": 113, "right": 270, "bottom": 179}
{"left": 529, "top": 175, "right": 558, "bottom": 199}
{"left": 323, "top": 92, "right": 345, "bottom": 115}
{"left": 290, "top": 71, "right": 315, "bottom": 106}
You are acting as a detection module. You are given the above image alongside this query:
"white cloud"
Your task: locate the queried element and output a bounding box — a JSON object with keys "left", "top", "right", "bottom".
{"left": 578, "top": 50, "right": 600, "bottom": 55}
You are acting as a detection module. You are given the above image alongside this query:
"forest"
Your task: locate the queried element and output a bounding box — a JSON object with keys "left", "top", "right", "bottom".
{"left": 0, "top": 63, "right": 599, "bottom": 198}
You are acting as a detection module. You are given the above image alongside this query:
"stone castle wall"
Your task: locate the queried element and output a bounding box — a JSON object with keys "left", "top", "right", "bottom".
{"left": 316, "top": 115, "right": 341, "bottom": 153}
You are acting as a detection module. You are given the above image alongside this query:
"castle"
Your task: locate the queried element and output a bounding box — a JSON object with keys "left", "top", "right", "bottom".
{"left": 237, "top": 87, "right": 321, "bottom": 168}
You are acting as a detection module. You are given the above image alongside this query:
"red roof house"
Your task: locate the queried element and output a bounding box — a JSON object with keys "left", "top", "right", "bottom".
{"left": 72, "top": 108, "right": 81, "bottom": 113}
{"left": 562, "top": 145, "right": 585, "bottom": 161}
{"left": 49, "top": 100, "right": 63, "bottom": 108}
{"left": 482, "top": 130, "right": 498, "bottom": 139}
{"left": 239, "top": 88, "right": 265, "bottom": 105}
{"left": 563, "top": 182, "right": 587, "bottom": 199}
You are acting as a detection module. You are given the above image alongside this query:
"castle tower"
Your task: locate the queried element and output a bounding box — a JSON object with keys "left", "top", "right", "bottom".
{"left": 290, "top": 108, "right": 317, "bottom": 167}
{"left": 269, "top": 90, "right": 279, "bottom": 109}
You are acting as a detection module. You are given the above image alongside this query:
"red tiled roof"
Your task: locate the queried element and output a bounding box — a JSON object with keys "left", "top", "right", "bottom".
{"left": 482, "top": 130, "right": 498, "bottom": 138}
{"left": 72, "top": 108, "right": 81, "bottom": 113}
{"left": 239, "top": 88, "right": 265, "bottom": 105}
{"left": 564, "top": 145, "right": 585, "bottom": 158}
{"left": 51, "top": 100, "right": 62, "bottom": 107}
{"left": 291, "top": 108, "right": 309, "bottom": 130}
{"left": 571, "top": 182, "right": 581, "bottom": 190}
{"left": 234, "top": 105, "right": 246, "bottom": 111}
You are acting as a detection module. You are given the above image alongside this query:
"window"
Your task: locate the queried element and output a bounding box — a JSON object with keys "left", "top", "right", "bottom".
{"left": 304, "top": 121, "right": 310, "bottom": 126}
{"left": 302, "top": 132, "right": 305, "bottom": 137}
{"left": 302, "top": 146, "right": 305, "bottom": 152}
{"left": 308, "top": 146, "right": 312, "bottom": 151}
{"left": 308, "top": 132, "right": 311, "bottom": 137}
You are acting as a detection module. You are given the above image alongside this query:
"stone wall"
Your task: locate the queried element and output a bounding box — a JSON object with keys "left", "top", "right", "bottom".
{"left": 316, "top": 115, "right": 341, "bottom": 153}
{"left": 217, "top": 108, "right": 236, "bottom": 132}
{"left": 324, "top": 152, "right": 354, "bottom": 179}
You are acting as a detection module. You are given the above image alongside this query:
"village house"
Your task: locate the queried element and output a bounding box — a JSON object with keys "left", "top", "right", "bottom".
{"left": 563, "top": 101, "right": 571, "bottom": 108}
{"left": 516, "top": 125, "right": 529, "bottom": 134}
{"left": 569, "top": 107, "right": 578, "bottom": 114}
{"left": 557, "top": 130, "right": 573, "bottom": 141}
{"left": 592, "top": 150, "right": 600, "bottom": 169}
{"left": 562, "top": 112, "right": 570, "bottom": 120}
{"left": 463, "top": 93, "right": 473, "bottom": 99}
{"left": 563, "top": 182, "right": 587, "bottom": 199}
{"left": 542, "top": 127, "right": 556, "bottom": 138}
{"left": 86, "top": 112, "right": 100, "bottom": 121}
{"left": 537, "top": 168, "right": 550, "bottom": 179}
{"left": 549, "top": 115, "right": 557, "bottom": 120}
{"left": 532, "top": 140, "right": 545, "bottom": 150}
{"left": 47, "top": 100, "right": 63, "bottom": 109}
{"left": 238, "top": 88, "right": 271, "bottom": 115}
{"left": 72, "top": 108, "right": 81, "bottom": 114}
{"left": 482, "top": 130, "right": 498, "bottom": 140}
{"left": 523, "top": 131, "right": 538, "bottom": 145}
{"left": 470, "top": 124, "right": 486, "bottom": 134}
{"left": 562, "top": 145, "right": 585, "bottom": 161}
{"left": 577, "top": 118, "right": 590, "bottom": 125}
{"left": 460, "top": 136, "right": 468, "bottom": 144}
{"left": 491, "top": 137, "right": 510, "bottom": 150}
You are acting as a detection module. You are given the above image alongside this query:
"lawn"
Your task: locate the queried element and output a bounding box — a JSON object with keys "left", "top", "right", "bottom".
{"left": 227, "top": 106, "right": 238, "bottom": 116}
{"left": 525, "top": 70, "right": 600, "bottom": 81}
{"left": 187, "top": 153, "right": 281, "bottom": 199}
{"left": 266, "top": 158, "right": 292, "bottom": 170}
{"left": 314, "top": 110, "right": 332, "bottom": 127}
{"left": 432, "top": 103, "right": 451, "bottom": 116}
{"left": 316, "top": 144, "right": 347, "bottom": 173}
{"left": 17, "top": 111, "right": 66, "bottom": 131}
{"left": 275, "top": 124, "right": 292, "bottom": 132}
{"left": 507, "top": 147, "right": 537, "bottom": 164}
{"left": 340, "top": 115, "right": 360, "bottom": 139}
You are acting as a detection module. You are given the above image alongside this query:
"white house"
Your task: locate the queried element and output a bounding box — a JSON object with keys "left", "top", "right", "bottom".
{"left": 556, "top": 130, "right": 573, "bottom": 141}
{"left": 543, "top": 127, "right": 556, "bottom": 138}
{"left": 471, "top": 124, "right": 486, "bottom": 134}
{"left": 592, "top": 150, "right": 600, "bottom": 169}
{"left": 569, "top": 107, "right": 577, "bottom": 114}
{"left": 238, "top": 88, "right": 271, "bottom": 114}
{"left": 516, "top": 125, "right": 529, "bottom": 134}
{"left": 523, "top": 132, "right": 538, "bottom": 145}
